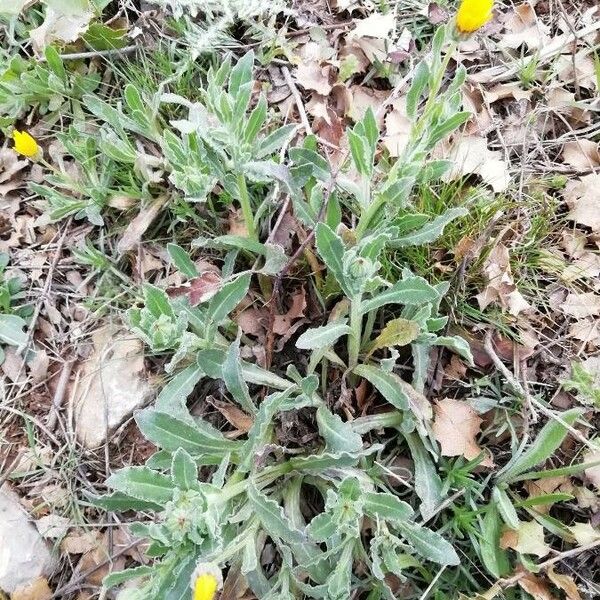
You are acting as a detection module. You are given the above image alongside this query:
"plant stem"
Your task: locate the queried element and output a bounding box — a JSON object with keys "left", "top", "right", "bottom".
{"left": 348, "top": 294, "right": 363, "bottom": 369}
{"left": 236, "top": 172, "right": 257, "bottom": 240}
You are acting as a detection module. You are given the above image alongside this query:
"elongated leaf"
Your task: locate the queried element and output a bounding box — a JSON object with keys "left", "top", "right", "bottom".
{"left": 296, "top": 322, "right": 351, "bottom": 350}
{"left": 103, "top": 565, "right": 153, "bottom": 589}
{"left": 316, "top": 406, "right": 363, "bottom": 453}
{"left": 197, "top": 349, "right": 291, "bottom": 390}
{"left": 207, "top": 273, "right": 251, "bottom": 325}
{"left": 397, "top": 521, "right": 459, "bottom": 565}
{"left": 315, "top": 223, "right": 346, "bottom": 292}
{"left": 0, "top": 314, "right": 27, "bottom": 347}
{"left": 370, "top": 318, "right": 420, "bottom": 351}
{"left": 88, "top": 491, "right": 162, "bottom": 512}
{"left": 167, "top": 243, "right": 198, "bottom": 277}
{"left": 478, "top": 502, "right": 510, "bottom": 578}
{"left": 353, "top": 364, "right": 409, "bottom": 410}
{"left": 247, "top": 483, "right": 306, "bottom": 545}
{"left": 434, "top": 335, "right": 474, "bottom": 365}
{"left": 390, "top": 207, "right": 468, "bottom": 248}
{"left": 289, "top": 446, "right": 381, "bottom": 472}
{"left": 361, "top": 277, "right": 439, "bottom": 314}
{"left": 135, "top": 408, "right": 241, "bottom": 454}
{"left": 404, "top": 432, "right": 444, "bottom": 521}
{"left": 171, "top": 448, "right": 198, "bottom": 490}
{"left": 500, "top": 408, "right": 584, "bottom": 482}
{"left": 493, "top": 486, "right": 520, "bottom": 529}
{"left": 223, "top": 338, "right": 256, "bottom": 414}
{"left": 348, "top": 130, "right": 370, "bottom": 176}
{"left": 363, "top": 492, "right": 413, "bottom": 522}
{"left": 406, "top": 60, "right": 429, "bottom": 119}
{"left": 106, "top": 466, "right": 175, "bottom": 505}
{"left": 155, "top": 364, "right": 205, "bottom": 418}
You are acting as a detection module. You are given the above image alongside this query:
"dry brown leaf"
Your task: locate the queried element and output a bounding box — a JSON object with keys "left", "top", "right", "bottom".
{"left": 432, "top": 398, "right": 493, "bottom": 466}
{"left": 117, "top": 195, "right": 167, "bottom": 254}
{"left": 207, "top": 396, "right": 254, "bottom": 435}
{"left": 562, "top": 140, "right": 600, "bottom": 172}
{"left": 518, "top": 569, "right": 559, "bottom": 600}
{"left": 273, "top": 288, "right": 307, "bottom": 335}
{"left": 347, "top": 86, "right": 388, "bottom": 125}
{"left": 295, "top": 62, "right": 333, "bottom": 96}
{"left": 167, "top": 271, "right": 222, "bottom": 306}
{"left": 524, "top": 476, "right": 572, "bottom": 514}
{"left": 500, "top": 521, "right": 550, "bottom": 557}
{"left": 564, "top": 173, "right": 600, "bottom": 232}
{"left": 441, "top": 135, "right": 510, "bottom": 193}
{"left": 352, "top": 12, "right": 395, "bottom": 39}
{"left": 547, "top": 567, "right": 582, "bottom": 600}
{"left": 72, "top": 326, "right": 153, "bottom": 448}
{"left": 560, "top": 292, "right": 600, "bottom": 319}
{"left": 570, "top": 522, "right": 600, "bottom": 545}
{"left": 476, "top": 244, "right": 531, "bottom": 316}
{"left": 483, "top": 82, "right": 533, "bottom": 104}
{"left": 10, "top": 577, "right": 52, "bottom": 600}
{"left": 499, "top": 3, "right": 550, "bottom": 50}
{"left": 383, "top": 98, "right": 411, "bottom": 157}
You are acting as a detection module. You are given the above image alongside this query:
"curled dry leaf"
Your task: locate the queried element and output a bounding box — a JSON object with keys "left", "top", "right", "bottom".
{"left": 10, "top": 577, "right": 52, "bottom": 600}
{"left": 476, "top": 244, "right": 531, "bottom": 316}
{"left": 383, "top": 98, "right": 411, "bottom": 157}
{"left": 499, "top": 3, "right": 550, "bottom": 50}
{"left": 562, "top": 140, "right": 600, "bottom": 172}
{"left": 569, "top": 522, "right": 600, "bottom": 546}
{"left": 547, "top": 567, "right": 582, "bottom": 600}
{"left": 30, "top": 5, "right": 93, "bottom": 55}
{"left": 432, "top": 398, "right": 494, "bottom": 466}
{"left": 560, "top": 292, "right": 600, "bottom": 319}
{"left": 517, "top": 569, "right": 559, "bottom": 600}
{"left": 500, "top": 520, "right": 550, "bottom": 558}
{"left": 168, "top": 271, "right": 222, "bottom": 306}
{"left": 295, "top": 62, "right": 333, "bottom": 96}
{"left": 564, "top": 173, "right": 600, "bottom": 232}
{"left": 441, "top": 135, "right": 510, "bottom": 193}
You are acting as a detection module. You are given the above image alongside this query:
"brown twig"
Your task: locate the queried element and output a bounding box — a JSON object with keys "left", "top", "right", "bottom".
{"left": 498, "top": 539, "right": 600, "bottom": 590}
{"left": 46, "top": 359, "right": 75, "bottom": 430}
{"left": 50, "top": 539, "right": 143, "bottom": 599}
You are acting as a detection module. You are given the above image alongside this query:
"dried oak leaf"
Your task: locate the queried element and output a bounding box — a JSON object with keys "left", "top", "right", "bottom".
{"left": 560, "top": 292, "right": 600, "bottom": 319}
{"left": 432, "top": 398, "right": 494, "bottom": 466}
{"left": 562, "top": 140, "right": 600, "bottom": 172}
{"left": 547, "top": 567, "right": 582, "bottom": 600}
{"left": 500, "top": 521, "right": 550, "bottom": 557}
{"left": 167, "top": 271, "right": 222, "bottom": 306}
{"left": 565, "top": 173, "right": 600, "bottom": 232}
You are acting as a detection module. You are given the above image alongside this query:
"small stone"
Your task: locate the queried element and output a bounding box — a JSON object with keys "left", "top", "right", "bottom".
{"left": 0, "top": 486, "right": 56, "bottom": 594}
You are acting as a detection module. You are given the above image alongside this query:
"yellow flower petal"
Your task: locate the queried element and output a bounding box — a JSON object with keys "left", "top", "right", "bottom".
{"left": 456, "top": 0, "right": 494, "bottom": 34}
{"left": 193, "top": 573, "right": 218, "bottom": 600}
{"left": 12, "top": 130, "right": 39, "bottom": 158}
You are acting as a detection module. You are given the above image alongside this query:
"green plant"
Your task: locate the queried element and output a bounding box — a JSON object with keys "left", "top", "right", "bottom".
{"left": 0, "top": 45, "right": 100, "bottom": 128}
{"left": 94, "top": 24, "right": 485, "bottom": 599}
{"left": 562, "top": 362, "right": 600, "bottom": 407}
{"left": 0, "top": 252, "right": 32, "bottom": 364}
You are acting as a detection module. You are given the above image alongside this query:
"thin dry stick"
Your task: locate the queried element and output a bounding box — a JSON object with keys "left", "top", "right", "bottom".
{"left": 484, "top": 331, "right": 598, "bottom": 453}
{"left": 46, "top": 359, "right": 75, "bottom": 430}
{"left": 50, "top": 539, "right": 143, "bottom": 599}
{"left": 499, "top": 539, "right": 600, "bottom": 589}
{"left": 281, "top": 65, "right": 312, "bottom": 135}
{"left": 16, "top": 218, "right": 72, "bottom": 360}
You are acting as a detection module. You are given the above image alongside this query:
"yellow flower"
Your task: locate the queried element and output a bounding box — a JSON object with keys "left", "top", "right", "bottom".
{"left": 191, "top": 563, "right": 221, "bottom": 600}
{"left": 193, "top": 573, "right": 218, "bottom": 600}
{"left": 12, "top": 130, "right": 39, "bottom": 158}
{"left": 456, "top": 0, "right": 494, "bottom": 34}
